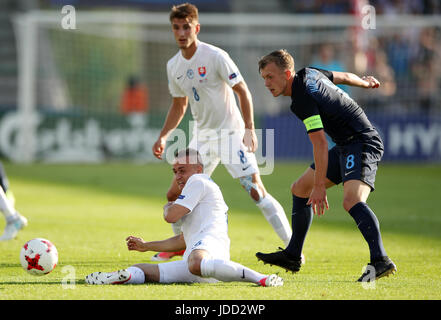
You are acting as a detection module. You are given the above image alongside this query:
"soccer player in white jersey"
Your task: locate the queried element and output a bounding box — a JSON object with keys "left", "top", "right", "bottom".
{"left": 85, "top": 149, "right": 283, "bottom": 287}
{"left": 151, "top": 2, "right": 292, "bottom": 261}
{"left": 0, "top": 161, "right": 27, "bottom": 241}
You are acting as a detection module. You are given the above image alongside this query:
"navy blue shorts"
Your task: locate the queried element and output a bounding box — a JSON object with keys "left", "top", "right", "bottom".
{"left": 310, "top": 134, "right": 384, "bottom": 191}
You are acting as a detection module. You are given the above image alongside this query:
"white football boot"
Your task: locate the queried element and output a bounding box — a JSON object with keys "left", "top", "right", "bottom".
{"left": 85, "top": 269, "right": 131, "bottom": 285}
{"left": 0, "top": 213, "right": 27, "bottom": 241}
{"left": 259, "top": 274, "right": 284, "bottom": 287}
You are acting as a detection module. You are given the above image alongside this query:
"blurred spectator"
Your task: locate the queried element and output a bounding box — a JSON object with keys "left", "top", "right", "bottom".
{"left": 385, "top": 35, "right": 414, "bottom": 78}
{"left": 318, "top": 0, "right": 351, "bottom": 14}
{"left": 280, "top": 0, "right": 349, "bottom": 13}
{"left": 372, "top": 0, "right": 423, "bottom": 15}
{"left": 311, "top": 43, "right": 351, "bottom": 93}
{"left": 411, "top": 27, "right": 441, "bottom": 113}
{"left": 279, "top": 0, "right": 320, "bottom": 13}
{"left": 421, "top": 0, "right": 441, "bottom": 14}
{"left": 120, "top": 75, "right": 149, "bottom": 126}
{"left": 374, "top": 51, "right": 397, "bottom": 98}
{"left": 311, "top": 43, "right": 345, "bottom": 71}
{"left": 363, "top": 38, "right": 397, "bottom": 111}
{"left": 281, "top": 0, "right": 440, "bottom": 14}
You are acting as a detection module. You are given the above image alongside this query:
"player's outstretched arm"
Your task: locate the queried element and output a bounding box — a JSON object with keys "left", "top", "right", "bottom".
{"left": 126, "top": 234, "right": 186, "bottom": 253}
{"left": 232, "top": 81, "right": 258, "bottom": 153}
{"left": 332, "top": 71, "right": 380, "bottom": 89}
{"left": 152, "top": 97, "right": 188, "bottom": 159}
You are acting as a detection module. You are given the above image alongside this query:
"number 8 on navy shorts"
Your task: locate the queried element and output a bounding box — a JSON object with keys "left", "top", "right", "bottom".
{"left": 310, "top": 134, "right": 384, "bottom": 191}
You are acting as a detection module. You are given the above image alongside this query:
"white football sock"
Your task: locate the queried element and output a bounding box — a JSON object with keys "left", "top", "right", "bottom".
{"left": 200, "top": 258, "right": 265, "bottom": 284}
{"left": 125, "top": 266, "right": 145, "bottom": 284}
{"left": 256, "top": 194, "right": 292, "bottom": 246}
{"left": 0, "top": 188, "right": 16, "bottom": 221}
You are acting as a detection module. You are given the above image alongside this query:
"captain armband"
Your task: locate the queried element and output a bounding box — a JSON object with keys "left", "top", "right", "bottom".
{"left": 303, "top": 115, "right": 324, "bottom": 132}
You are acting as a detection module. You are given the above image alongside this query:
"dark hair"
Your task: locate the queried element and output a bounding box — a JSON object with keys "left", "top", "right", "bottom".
{"left": 174, "top": 148, "right": 204, "bottom": 167}
{"left": 258, "top": 49, "right": 295, "bottom": 73}
{"left": 169, "top": 3, "right": 199, "bottom": 23}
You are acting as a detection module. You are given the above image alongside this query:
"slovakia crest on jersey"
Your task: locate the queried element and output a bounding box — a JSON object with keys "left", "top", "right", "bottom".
{"left": 198, "top": 67, "right": 206, "bottom": 77}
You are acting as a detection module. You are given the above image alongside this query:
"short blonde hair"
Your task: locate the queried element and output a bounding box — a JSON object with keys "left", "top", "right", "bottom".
{"left": 258, "top": 49, "right": 295, "bottom": 73}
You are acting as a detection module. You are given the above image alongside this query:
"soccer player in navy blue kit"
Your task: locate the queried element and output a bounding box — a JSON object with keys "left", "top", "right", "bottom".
{"left": 256, "top": 49, "right": 396, "bottom": 282}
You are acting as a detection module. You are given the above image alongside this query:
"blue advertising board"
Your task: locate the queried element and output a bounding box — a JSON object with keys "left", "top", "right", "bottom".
{"left": 264, "top": 113, "right": 441, "bottom": 162}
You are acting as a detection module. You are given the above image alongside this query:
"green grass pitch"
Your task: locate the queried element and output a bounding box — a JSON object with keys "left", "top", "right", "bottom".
{"left": 0, "top": 162, "right": 440, "bottom": 300}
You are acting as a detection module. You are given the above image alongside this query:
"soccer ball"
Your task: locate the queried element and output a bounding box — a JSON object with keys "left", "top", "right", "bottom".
{"left": 20, "top": 238, "right": 58, "bottom": 276}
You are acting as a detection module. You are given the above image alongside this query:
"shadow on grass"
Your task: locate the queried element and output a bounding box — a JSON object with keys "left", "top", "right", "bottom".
{"left": 0, "top": 261, "right": 139, "bottom": 269}
{"left": 0, "top": 281, "right": 65, "bottom": 285}
{"left": 0, "top": 263, "right": 21, "bottom": 268}
{"left": 0, "top": 279, "right": 210, "bottom": 286}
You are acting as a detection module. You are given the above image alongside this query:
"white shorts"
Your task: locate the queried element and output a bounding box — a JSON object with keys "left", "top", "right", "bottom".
{"left": 188, "top": 130, "right": 259, "bottom": 179}
{"left": 183, "top": 234, "right": 230, "bottom": 261}
{"left": 158, "top": 234, "right": 230, "bottom": 284}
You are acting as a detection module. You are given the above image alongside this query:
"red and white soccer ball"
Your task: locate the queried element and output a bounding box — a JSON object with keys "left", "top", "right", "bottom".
{"left": 20, "top": 238, "right": 58, "bottom": 276}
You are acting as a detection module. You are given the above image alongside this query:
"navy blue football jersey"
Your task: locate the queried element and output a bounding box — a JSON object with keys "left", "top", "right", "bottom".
{"left": 290, "top": 67, "right": 375, "bottom": 144}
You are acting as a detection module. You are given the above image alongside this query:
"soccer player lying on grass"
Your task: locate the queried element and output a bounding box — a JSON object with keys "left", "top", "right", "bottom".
{"left": 85, "top": 148, "right": 283, "bottom": 287}
{"left": 255, "top": 49, "right": 396, "bottom": 282}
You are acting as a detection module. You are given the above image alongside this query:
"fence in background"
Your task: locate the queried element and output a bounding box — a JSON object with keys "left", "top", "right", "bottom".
{"left": 4, "top": 11, "right": 441, "bottom": 163}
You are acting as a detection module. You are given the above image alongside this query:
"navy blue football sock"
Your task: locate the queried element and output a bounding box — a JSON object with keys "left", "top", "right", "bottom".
{"left": 348, "top": 202, "right": 387, "bottom": 262}
{"left": 284, "top": 195, "right": 313, "bottom": 260}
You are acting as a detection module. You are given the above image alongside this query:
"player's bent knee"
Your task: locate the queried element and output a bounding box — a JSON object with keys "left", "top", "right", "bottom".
{"left": 239, "top": 175, "right": 263, "bottom": 202}
{"left": 249, "top": 187, "right": 261, "bottom": 202}
{"left": 187, "top": 258, "right": 202, "bottom": 276}
{"left": 343, "top": 196, "right": 360, "bottom": 212}
{"left": 291, "top": 180, "right": 311, "bottom": 198}
{"left": 187, "top": 251, "right": 204, "bottom": 276}
{"left": 290, "top": 181, "right": 299, "bottom": 195}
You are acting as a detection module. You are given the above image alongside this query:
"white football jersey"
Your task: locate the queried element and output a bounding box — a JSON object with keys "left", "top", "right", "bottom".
{"left": 167, "top": 41, "right": 245, "bottom": 139}
{"left": 174, "top": 173, "right": 229, "bottom": 254}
